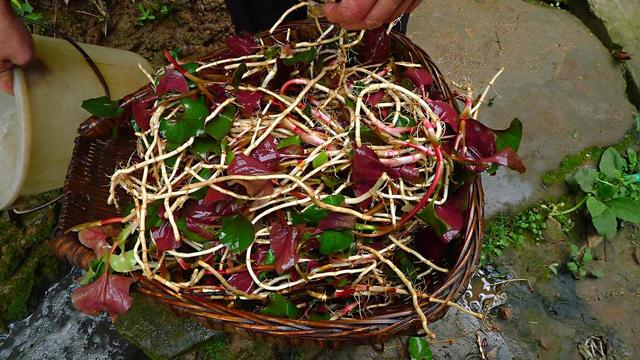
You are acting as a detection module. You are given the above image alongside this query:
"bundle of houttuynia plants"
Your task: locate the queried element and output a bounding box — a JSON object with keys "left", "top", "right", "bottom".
{"left": 66, "top": 2, "right": 524, "bottom": 340}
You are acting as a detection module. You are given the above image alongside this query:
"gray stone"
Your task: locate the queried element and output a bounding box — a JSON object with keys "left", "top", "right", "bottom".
{"left": 408, "top": 0, "right": 636, "bottom": 216}
{"left": 587, "top": 0, "right": 640, "bottom": 91}
{"left": 114, "top": 293, "right": 222, "bottom": 359}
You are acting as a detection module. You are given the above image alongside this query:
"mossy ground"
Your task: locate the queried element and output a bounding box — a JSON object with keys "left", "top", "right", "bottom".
{"left": 0, "top": 191, "right": 68, "bottom": 332}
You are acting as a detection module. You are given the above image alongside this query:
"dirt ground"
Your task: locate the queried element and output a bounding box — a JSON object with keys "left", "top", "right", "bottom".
{"left": 30, "top": 0, "right": 234, "bottom": 66}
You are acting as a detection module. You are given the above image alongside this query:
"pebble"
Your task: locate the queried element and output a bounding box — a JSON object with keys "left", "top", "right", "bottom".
{"left": 497, "top": 306, "right": 513, "bottom": 320}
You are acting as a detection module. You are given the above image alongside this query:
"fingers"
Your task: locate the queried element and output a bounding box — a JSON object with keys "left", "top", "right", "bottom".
{"left": 323, "top": 0, "right": 419, "bottom": 30}
{"left": 0, "top": 61, "right": 14, "bottom": 95}
{"left": 322, "top": 0, "right": 377, "bottom": 28}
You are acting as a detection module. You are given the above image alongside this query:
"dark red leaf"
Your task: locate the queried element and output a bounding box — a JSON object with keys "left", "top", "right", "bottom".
{"left": 614, "top": 50, "right": 632, "bottom": 62}
{"left": 227, "top": 153, "right": 273, "bottom": 196}
{"left": 235, "top": 91, "right": 263, "bottom": 117}
{"left": 156, "top": 67, "right": 189, "bottom": 95}
{"left": 356, "top": 27, "right": 391, "bottom": 64}
{"left": 480, "top": 148, "right": 526, "bottom": 173}
{"left": 226, "top": 34, "right": 259, "bottom": 57}
{"left": 132, "top": 98, "right": 155, "bottom": 131}
{"left": 203, "top": 187, "right": 227, "bottom": 206}
{"left": 71, "top": 271, "right": 134, "bottom": 320}
{"left": 404, "top": 68, "right": 433, "bottom": 90}
{"left": 151, "top": 221, "right": 180, "bottom": 251}
{"left": 464, "top": 118, "right": 497, "bottom": 159}
{"left": 364, "top": 90, "right": 385, "bottom": 106}
{"left": 429, "top": 100, "right": 459, "bottom": 132}
{"left": 434, "top": 202, "right": 464, "bottom": 243}
{"left": 227, "top": 271, "right": 255, "bottom": 293}
{"left": 78, "top": 225, "right": 120, "bottom": 257}
{"left": 269, "top": 215, "right": 300, "bottom": 274}
{"left": 185, "top": 217, "right": 217, "bottom": 240}
{"left": 414, "top": 227, "right": 450, "bottom": 263}
{"left": 388, "top": 164, "right": 421, "bottom": 184}
{"left": 317, "top": 213, "right": 356, "bottom": 231}
{"left": 251, "top": 244, "right": 271, "bottom": 264}
{"left": 352, "top": 146, "right": 386, "bottom": 197}
{"left": 183, "top": 198, "right": 242, "bottom": 224}
{"left": 250, "top": 135, "right": 279, "bottom": 171}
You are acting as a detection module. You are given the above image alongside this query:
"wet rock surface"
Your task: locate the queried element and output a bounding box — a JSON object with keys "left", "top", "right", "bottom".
{"left": 408, "top": 0, "right": 636, "bottom": 215}
{"left": 586, "top": 0, "right": 640, "bottom": 93}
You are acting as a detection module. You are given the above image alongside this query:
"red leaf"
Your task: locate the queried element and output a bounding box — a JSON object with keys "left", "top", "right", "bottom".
{"left": 203, "top": 187, "right": 227, "bottom": 206}
{"left": 269, "top": 215, "right": 300, "bottom": 274}
{"left": 434, "top": 203, "right": 464, "bottom": 243}
{"left": 364, "top": 90, "right": 385, "bottom": 106}
{"left": 227, "top": 271, "right": 255, "bottom": 293}
{"left": 151, "top": 221, "right": 180, "bottom": 251}
{"left": 389, "top": 164, "right": 421, "bottom": 184}
{"left": 185, "top": 217, "right": 218, "bottom": 240}
{"left": 318, "top": 213, "right": 356, "bottom": 231}
{"left": 183, "top": 197, "right": 242, "bottom": 224}
{"left": 78, "top": 225, "right": 120, "bottom": 257}
{"left": 235, "top": 91, "right": 263, "bottom": 117}
{"left": 429, "top": 100, "right": 459, "bottom": 132}
{"left": 352, "top": 146, "right": 386, "bottom": 197}
{"left": 71, "top": 271, "right": 134, "bottom": 320}
{"left": 227, "top": 153, "right": 273, "bottom": 196}
{"left": 132, "top": 98, "right": 155, "bottom": 131}
{"left": 404, "top": 68, "right": 433, "bottom": 90}
{"left": 464, "top": 118, "right": 497, "bottom": 159}
{"left": 226, "top": 34, "right": 259, "bottom": 57}
{"left": 156, "top": 67, "right": 189, "bottom": 95}
{"left": 481, "top": 148, "right": 526, "bottom": 174}
{"left": 356, "top": 27, "right": 391, "bottom": 64}
{"left": 250, "top": 135, "right": 280, "bottom": 171}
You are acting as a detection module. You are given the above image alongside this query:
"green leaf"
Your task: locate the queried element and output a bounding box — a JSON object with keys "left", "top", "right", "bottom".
{"left": 264, "top": 46, "right": 281, "bottom": 60}
{"left": 115, "top": 224, "right": 134, "bottom": 251}
{"left": 303, "top": 104, "right": 312, "bottom": 118}
{"left": 609, "top": 197, "right": 640, "bottom": 224}
{"left": 582, "top": 248, "right": 593, "bottom": 263}
{"left": 232, "top": 63, "right": 248, "bottom": 88}
{"left": 219, "top": 214, "right": 255, "bottom": 253}
{"left": 110, "top": 250, "right": 137, "bottom": 273}
{"left": 586, "top": 196, "right": 606, "bottom": 217}
{"left": 277, "top": 135, "right": 301, "bottom": 149}
{"left": 393, "top": 115, "right": 417, "bottom": 128}
{"left": 569, "top": 244, "right": 579, "bottom": 258}
{"left": 282, "top": 47, "right": 317, "bottom": 66}
{"left": 191, "top": 138, "right": 216, "bottom": 159}
{"left": 145, "top": 201, "right": 163, "bottom": 230}
{"left": 596, "top": 181, "right": 616, "bottom": 200}
{"left": 80, "top": 255, "right": 107, "bottom": 285}
{"left": 312, "top": 151, "right": 329, "bottom": 169}
{"left": 191, "top": 168, "right": 212, "bottom": 200}
{"left": 627, "top": 148, "right": 637, "bottom": 171}
{"left": 591, "top": 208, "right": 617, "bottom": 239}
{"left": 290, "top": 195, "right": 344, "bottom": 225}
{"left": 176, "top": 216, "right": 212, "bottom": 243}
{"left": 181, "top": 96, "right": 208, "bottom": 136}
{"left": 206, "top": 104, "right": 237, "bottom": 141}
{"left": 495, "top": 118, "right": 523, "bottom": 153}
{"left": 263, "top": 249, "right": 276, "bottom": 265}
{"left": 566, "top": 261, "right": 578, "bottom": 273}
{"left": 408, "top": 337, "right": 433, "bottom": 360}
{"left": 260, "top": 293, "right": 299, "bottom": 319}
{"left": 591, "top": 269, "right": 604, "bottom": 278}
{"left": 318, "top": 230, "right": 354, "bottom": 255}
{"left": 599, "top": 147, "right": 626, "bottom": 179}
{"left": 416, "top": 202, "right": 448, "bottom": 237}
{"left": 574, "top": 168, "right": 598, "bottom": 194}
{"left": 81, "top": 96, "right": 124, "bottom": 118}
{"left": 352, "top": 81, "right": 365, "bottom": 96}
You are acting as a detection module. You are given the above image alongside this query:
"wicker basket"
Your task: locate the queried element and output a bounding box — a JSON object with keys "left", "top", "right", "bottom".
{"left": 50, "top": 20, "right": 484, "bottom": 348}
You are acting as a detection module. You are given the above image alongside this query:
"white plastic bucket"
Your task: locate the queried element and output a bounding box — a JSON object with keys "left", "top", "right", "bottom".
{"left": 0, "top": 35, "right": 153, "bottom": 209}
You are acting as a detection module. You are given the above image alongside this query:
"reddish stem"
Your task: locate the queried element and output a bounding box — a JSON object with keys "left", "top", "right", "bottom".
{"left": 163, "top": 48, "right": 188, "bottom": 75}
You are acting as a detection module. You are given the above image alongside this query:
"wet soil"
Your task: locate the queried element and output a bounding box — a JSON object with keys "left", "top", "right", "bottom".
{"left": 30, "top": 0, "right": 234, "bottom": 66}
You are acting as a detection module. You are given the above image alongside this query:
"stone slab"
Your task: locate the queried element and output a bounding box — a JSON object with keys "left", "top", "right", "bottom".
{"left": 408, "top": 0, "right": 636, "bottom": 215}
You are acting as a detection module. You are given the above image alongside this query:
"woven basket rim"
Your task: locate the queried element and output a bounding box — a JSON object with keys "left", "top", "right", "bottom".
{"left": 51, "top": 19, "right": 483, "bottom": 347}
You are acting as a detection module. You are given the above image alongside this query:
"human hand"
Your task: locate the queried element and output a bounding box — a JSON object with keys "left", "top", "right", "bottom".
{"left": 322, "top": 0, "right": 422, "bottom": 30}
{"left": 0, "top": 1, "right": 35, "bottom": 95}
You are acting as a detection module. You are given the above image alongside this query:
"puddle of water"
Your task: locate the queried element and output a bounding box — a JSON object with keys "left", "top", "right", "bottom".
{"left": 0, "top": 268, "right": 146, "bottom": 360}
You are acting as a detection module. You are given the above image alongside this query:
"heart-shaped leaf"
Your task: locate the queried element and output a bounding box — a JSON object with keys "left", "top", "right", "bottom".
{"left": 219, "top": 214, "right": 255, "bottom": 253}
